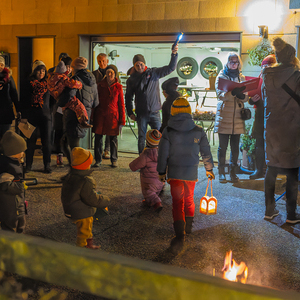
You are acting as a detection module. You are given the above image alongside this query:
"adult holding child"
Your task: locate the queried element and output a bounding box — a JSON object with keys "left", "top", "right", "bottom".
{"left": 215, "top": 53, "right": 249, "bottom": 183}
{"left": 92, "top": 65, "right": 126, "bottom": 168}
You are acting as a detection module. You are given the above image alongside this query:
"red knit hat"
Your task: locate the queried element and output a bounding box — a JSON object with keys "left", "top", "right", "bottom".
{"left": 261, "top": 54, "right": 276, "bottom": 67}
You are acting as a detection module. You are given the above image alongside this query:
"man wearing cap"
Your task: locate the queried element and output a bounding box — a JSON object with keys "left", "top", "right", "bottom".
{"left": 58, "top": 56, "right": 99, "bottom": 165}
{"left": 125, "top": 45, "right": 178, "bottom": 154}
{"left": 92, "top": 53, "right": 111, "bottom": 160}
{"left": 48, "top": 52, "right": 69, "bottom": 74}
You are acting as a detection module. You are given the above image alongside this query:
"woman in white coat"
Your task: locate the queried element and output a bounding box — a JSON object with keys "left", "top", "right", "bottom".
{"left": 215, "top": 53, "right": 249, "bottom": 183}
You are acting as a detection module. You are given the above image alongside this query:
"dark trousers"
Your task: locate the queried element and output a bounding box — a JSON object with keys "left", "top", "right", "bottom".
{"left": 265, "top": 166, "right": 299, "bottom": 218}
{"left": 94, "top": 134, "right": 118, "bottom": 163}
{"left": 1, "top": 214, "right": 26, "bottom": 233}
{"left": 218, "top": 133, "right": 240, "bottom": 170}
{"left": 0, "top": 124, "right": 11, "bottom": 140}
{"left": 26, "top": 117, "right": 52, "bottom": 169}
{"left": 255, "top": 137, "right": 265, "bottom": 172}
{"left": 104, "top": 135, "right": 110, "bottom": 152}
{"left": 61, "top": 133, "right": 80, "bottom": 165}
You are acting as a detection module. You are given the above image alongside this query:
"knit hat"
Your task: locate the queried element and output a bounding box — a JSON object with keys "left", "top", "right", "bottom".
{"left": 171, "top": 97, "right": 191, "bottom": 116}
{"left": 59, "top": 52, "right": 69, "bottom": 61}
{"left": 106, "top": 64, "right": 118, "bottom": 76}
{"left": 133, "top": 54, "right": 146, "bottom": 65}
{"left": 273, "top": 37, "right": 296, "bottom": 64}
{"left": 261, "top": 54, "right": 276, "bottom": 67}
{"left": 146, "top": 129, "right": 162, "bottom": 148}
{"left": 71, "top": 57, "right": 88, "bottom": 70}
{"left": 32, "top": 60, "right": 46, "bottom": 72}
{"left": 71, "top": 147, "right": 93, "bottom": 170}
{"left": 55, "top": 61, "right": 67, "bottom": 73}
{"left": 162, "top": 77, "right": 179, "bottom": 94}
{"left": 0, "top": 56, "right": 5, "bottom": 65}
{"left": 0, "top": 130, "right": 27, "bottom": 156}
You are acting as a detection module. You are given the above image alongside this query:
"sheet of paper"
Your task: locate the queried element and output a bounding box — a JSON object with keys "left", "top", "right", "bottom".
{"left": 18, "top": 122, "right": 36, "bottom": 139}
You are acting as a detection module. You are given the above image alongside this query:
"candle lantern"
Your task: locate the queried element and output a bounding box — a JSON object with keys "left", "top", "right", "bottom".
{"left": 200, "top": 179, "right": 217, "bottom": 215}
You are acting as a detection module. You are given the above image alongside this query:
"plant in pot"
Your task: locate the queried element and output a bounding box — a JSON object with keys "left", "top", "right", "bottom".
{"left": 247, "top": 38, "right": 274, "bottom": 66}
{"left": 240, "top": 125, "right": 256, "bottom": 171}
{"left": 204, "top": 63, "right": 218, "bottom": 90}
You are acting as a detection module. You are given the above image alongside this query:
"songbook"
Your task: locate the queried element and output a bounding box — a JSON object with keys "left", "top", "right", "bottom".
{"left": 217, "top": 77, "right": 260, "bottom": 93}
{"left": 18, "top": 121, "right": 36, "bottom": 139}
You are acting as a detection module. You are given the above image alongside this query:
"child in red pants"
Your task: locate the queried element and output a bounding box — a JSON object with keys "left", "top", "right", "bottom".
{"left": 129, "top": 129, "right": 164, "bottom": 212}
{"left": 61, "top": 147, "right": 110, "bottom": 249}
{"left": 47, "top": 61, "right": 92, "bottom": 128}
{"left": 157, "top": 97, "right": 215, "bottom": 254}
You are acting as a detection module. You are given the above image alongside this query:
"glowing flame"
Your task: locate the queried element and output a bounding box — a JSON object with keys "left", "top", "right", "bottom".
{"left": 222, "top": 251, "right": 248, "bottom": 284}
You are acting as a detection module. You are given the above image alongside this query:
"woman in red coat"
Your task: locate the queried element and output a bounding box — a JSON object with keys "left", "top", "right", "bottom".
{"left": 92, "top": 65, "right": 126, "bottom": 168}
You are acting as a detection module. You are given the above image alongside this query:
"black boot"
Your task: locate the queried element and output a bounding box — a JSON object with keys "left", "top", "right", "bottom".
{"left": 185, "top": 217, "right": 194, "bottom": 234}
{"left": 219, "top": 167, "right": 227, "bottom": 183}
{"left": 230, "top": 166, "right": 239, "bottom": 183}
{"left": 170, "top": 220, "right": 185, "bottom": 255}
{"left": 250, "top": 145, "right": 265, "bottom": 180}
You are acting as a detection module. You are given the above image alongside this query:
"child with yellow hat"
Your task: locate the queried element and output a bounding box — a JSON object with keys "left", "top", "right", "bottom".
{"left": 61, "top": 147, "right": 110, "bottom": 249}
{"left": 157, "top": 97, "right": 215, "bottom": 255}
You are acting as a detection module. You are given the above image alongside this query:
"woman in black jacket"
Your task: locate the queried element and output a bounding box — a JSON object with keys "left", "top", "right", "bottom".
{"left": 0, "top": 56, "right": 19, "bottom": 139}
{"left": 21, "top": 60, "right": 54, "bottom": 173}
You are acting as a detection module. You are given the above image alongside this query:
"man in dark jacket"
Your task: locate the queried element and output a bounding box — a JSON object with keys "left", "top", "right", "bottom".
{"left": 58, "top": 57, "right": 99, "bottom": 165}
{"left": 157, "top": 97, "right": 214, "bottom": 254}
{"left": 125, "top": 45, "right": 178, "bottom": 154}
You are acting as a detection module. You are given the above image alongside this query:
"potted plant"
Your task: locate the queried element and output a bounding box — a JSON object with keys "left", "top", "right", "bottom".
{"left": 204, "top": 63, "right": 218, "bottom": 90}
{"left": 240, "top": 125, "right": 256, "bottom": 170}
{"left": 247, "top": 38, "right": 274, "bottom": 66}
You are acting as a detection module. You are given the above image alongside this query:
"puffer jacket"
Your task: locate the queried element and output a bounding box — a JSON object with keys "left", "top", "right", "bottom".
{"left": 129, "top": 147, "right": 163, "bottom": 188}
{"left": 61, "top": 168, "right": 110, "bottom": 220}
{"left": 0, "top": 154, "right": 25, "bottom": 224}
{"left": 92, "top": 78, "right": 126, "bottom": 136}
{"left": 125, "top": 53, "right": 178, "bottom": 117}
{"left": 0, "top": 69, "right": 19, "bottom": 124}
{"left": 58, "top": 69, "right": 99, "bottom": 138}
{"left": 214, "top": 70, "right": 249, "bottom": 135}
{"left": 262, "top": 64, "right": 300, "bottom": 168}
{"left": 157, "top": 113, "right": 214, "bottom": 181}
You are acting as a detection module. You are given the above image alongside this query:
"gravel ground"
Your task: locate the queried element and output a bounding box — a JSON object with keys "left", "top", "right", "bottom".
{"left": 12, "top": 153, "right": 300, "bottom": 299}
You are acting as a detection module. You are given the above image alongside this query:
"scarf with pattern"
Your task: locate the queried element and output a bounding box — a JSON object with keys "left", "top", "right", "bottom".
{"left": 30, "top": 79, "right": 47, "bottom": 108}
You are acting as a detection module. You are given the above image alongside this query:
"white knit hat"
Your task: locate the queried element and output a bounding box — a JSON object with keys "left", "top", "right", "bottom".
{"left": 32, "top": 60, "right": 46, "bottom": 72}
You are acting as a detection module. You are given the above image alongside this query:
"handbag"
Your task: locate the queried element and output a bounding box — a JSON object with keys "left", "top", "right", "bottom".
{"left": 240, "top": 103, "right": 251, "bottom": 120}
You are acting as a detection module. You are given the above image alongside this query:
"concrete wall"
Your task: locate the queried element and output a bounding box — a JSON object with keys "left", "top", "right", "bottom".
{"left": 0, "top": 0, "right": 299, "bottom": 85}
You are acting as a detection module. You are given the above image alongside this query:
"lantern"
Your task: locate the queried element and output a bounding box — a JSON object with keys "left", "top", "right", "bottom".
{"left": 200, "top": 179, "right": 217, "bottom": 215}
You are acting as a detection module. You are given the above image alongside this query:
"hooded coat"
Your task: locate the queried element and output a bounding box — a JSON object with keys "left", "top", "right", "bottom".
{"left": 92, "top": 78, "right": 126, "bottom": 136}
{"left": 262, "top": 64, "right": 300, "bottom": 168}
{"left": 58, "top": 69, "right": 99, "bottom": 138}
{"left": 214, "top": 69, "right": 248, "bottom": 135}
{"left": 157, "top": 113, "right": 214, "bottom": 181}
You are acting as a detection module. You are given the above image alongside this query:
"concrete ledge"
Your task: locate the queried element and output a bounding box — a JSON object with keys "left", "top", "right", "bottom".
{"left": 0, "top": 231, "right": 298, "bottom": 300}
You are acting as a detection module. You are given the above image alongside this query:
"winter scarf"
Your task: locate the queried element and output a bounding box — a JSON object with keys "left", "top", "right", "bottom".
{"left": 0, "top": 68, "right": 10, "bottom": 84}
{"left": 223, "top": 66, "right": 240, "bottom": 79}
{"left": 30, "top": 79, "right": 48, "bottom": 108}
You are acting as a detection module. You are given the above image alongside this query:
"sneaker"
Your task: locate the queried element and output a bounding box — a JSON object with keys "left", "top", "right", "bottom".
{"left": 102, "top": 150, "right": 110, "bottom": 159}
{"left": 111, "top": 161, "right": 118, "bottom": 168}
{"left": 56, "top": 154, "right": 64, "bottom": 168}
{"left": 153, "top": 202, "right": 163, "bottom": 213}
{"left": 264, "top": 209, "right": 279, "bottom": 220}
{"left": 286, "top": 213, "right": 300, "bottom": 224}
{"left": 92, "top": 162, "right": 101, "bottom": 168}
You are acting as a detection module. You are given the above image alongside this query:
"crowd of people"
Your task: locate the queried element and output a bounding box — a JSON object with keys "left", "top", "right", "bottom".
{"left": 0, "top": 36, "right": 300, "bottom": 254}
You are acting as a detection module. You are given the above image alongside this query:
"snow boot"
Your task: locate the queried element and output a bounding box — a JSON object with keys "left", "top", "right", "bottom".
{"left": 229, "top": 166, "right": 239, "bottom": 183}
{"left": 185, "top": 217, "right": 194, "bottom": 234}
{"left": 170, "top": 220, "right": 185, "bottom": 255}
{"left": 86, "top": 238, "right": 100, "bottom": 250}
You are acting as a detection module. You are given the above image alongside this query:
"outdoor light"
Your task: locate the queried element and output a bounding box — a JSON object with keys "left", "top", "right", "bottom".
{"left": 258, "top": 25, "right": 268, "bottom": 39}
{"left": 199, "top": 179, "right": 217, "bottom": 215}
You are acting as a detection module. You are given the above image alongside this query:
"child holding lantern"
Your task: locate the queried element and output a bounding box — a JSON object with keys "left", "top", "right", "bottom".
{"left": 157, "top": 97, "right": 214, "bottom": 255}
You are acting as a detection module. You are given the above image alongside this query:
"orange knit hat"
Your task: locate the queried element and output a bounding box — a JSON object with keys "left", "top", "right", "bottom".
{"left": 71, "top": 147, "right": 93, "bottom": 170}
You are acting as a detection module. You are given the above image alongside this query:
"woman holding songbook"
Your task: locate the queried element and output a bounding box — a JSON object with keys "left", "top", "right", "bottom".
{"left": 215, "top": 53, "right": 249, "bottom": 183}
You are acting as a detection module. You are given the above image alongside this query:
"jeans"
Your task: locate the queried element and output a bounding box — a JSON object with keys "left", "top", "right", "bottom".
{"left": 169, "top": 179, "right": 196, "bottom": 222}
{"left": 218, "top": 133, "right": 240, "bottom": 170}
{"left": 265, "top": 166, "right": 299, "bottom": 218}
{"left": 94, "top": 134, "right": 118, "bottom": 163}
{"left": 137, "top": 111, "right": 161, "bottom": 154}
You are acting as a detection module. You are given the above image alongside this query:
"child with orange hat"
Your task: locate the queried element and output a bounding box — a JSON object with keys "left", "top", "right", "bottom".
{"left": 61, "top": 147, "right": 110, "bottom": 249}
{"left": 129, "top": 129, "right": 164, "bottom": 212}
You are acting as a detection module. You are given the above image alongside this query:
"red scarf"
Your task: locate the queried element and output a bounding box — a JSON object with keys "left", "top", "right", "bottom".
{"left": 30, "top": 79, "right": 47, "bottom": 108}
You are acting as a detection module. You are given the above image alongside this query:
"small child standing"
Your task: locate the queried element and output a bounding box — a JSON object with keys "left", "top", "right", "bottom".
{"left": 0, "top": 130, "right": 27, "bottom": 233}
{"left": 61, "top": 147, "right": 110, "bottom": 249}
{"left": 157, "top": 97, "right": 215, "bottom": 254}
{"left": 47, "top": 61, "right": 92, "bottom": 128}
{"left": 129, "top": 129, "right": 164, "bottom": 212}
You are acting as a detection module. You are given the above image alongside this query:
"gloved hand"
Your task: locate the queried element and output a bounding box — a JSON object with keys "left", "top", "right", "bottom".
{"left": 159, "top": 174, "right": 166, "bottom": 182}
{"left": 231, "top": 86, "right": 246, "bottom": 99}
{"left": 206, "top": 170, "right": 215, "bottom": 180}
